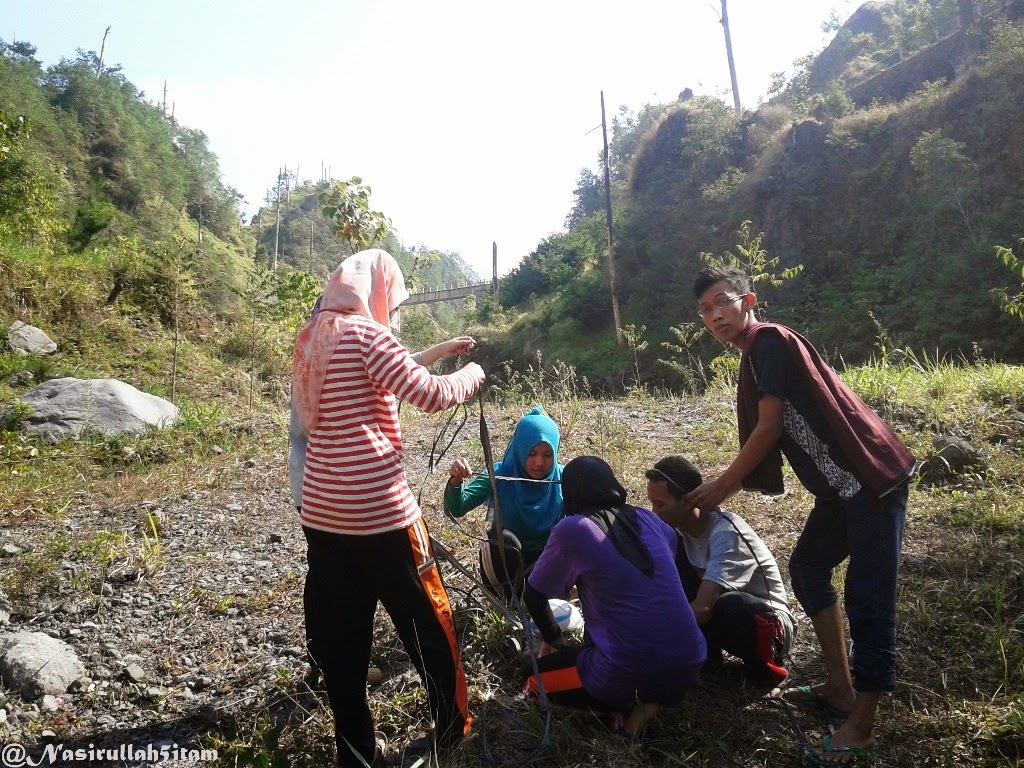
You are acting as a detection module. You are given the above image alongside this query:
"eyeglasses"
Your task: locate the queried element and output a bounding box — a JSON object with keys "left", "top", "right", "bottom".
{"left": 696, "top": 293, "right": 747, "bottom": 318}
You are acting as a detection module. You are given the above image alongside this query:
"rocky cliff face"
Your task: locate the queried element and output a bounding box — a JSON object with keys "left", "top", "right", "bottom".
{"left": 812, "top": 0, "right": 1024, "bottom": 108}
{"left": 807, "top": 2, "right": 893, "bottom": 92}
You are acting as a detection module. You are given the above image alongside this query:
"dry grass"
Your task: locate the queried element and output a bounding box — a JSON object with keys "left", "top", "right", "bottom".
{"left": 2, "top": 357, "right": 1024, "bottom": 767}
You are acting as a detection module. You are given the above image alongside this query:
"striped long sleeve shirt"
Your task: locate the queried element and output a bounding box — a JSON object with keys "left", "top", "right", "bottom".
{"left": 300, "top": 316, "right": 482, "bottom": 535}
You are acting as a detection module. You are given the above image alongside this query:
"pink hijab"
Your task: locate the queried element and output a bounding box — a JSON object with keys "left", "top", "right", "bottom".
{"left": 292, "top": 249, "right": 410, "bottom": 431}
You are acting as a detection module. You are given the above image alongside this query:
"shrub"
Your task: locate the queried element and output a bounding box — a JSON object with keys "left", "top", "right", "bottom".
{"left": 985, "top": 19, "right": 1024, "bottom": 72}
{"left": 0, "top": 400, "right": 32, "bottom": 431}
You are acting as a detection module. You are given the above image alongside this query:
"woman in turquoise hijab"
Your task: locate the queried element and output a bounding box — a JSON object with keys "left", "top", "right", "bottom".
{"left": 445, "top": 407, "right": 564, "bottom": 602}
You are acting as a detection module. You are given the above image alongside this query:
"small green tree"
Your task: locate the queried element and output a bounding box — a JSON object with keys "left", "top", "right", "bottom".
{"left": 680, "top": 96, "right": 742, "bottom": 162}
{"left": 274, "top": 271, "right": 322, "bottom": 335}
{"left": 659, "top": 222, "right": 802, "bottom": 394}
{"left": 318, "top": 176, "right": 392, "bottom": 251}
{"left": 657, "top": 322, "right": 711, "bottom": 393}
{"left": 992, "top": 240, "right": 1024, "bottom": 321}
{"left": 910, "top": 130, "right": 978, "bottom": 244}
{"left": 148, "top": 238, "right": 199, "bottom": 404}
{"left": 621, "top": 324, "right": 648, "bottom": 391}
{"left": 767, "top": 54, "right": 814, "bottom": 116}
{"left": 404, "top": 250, "right": 437, "bottom": 293}
{"left": 0, "top": 110, "right": 64, "bottom": 246}
{"left": 985, "top": 19, "right": 1024, "bottom": 71}
{"left": 698, "top": 220, "right": 804, "bottom": 311}
{"left": 564, "top": 167, "right": 604, "bottom": 229}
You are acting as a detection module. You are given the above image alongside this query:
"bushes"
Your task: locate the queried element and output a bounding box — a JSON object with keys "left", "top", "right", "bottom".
{"left": 0, "top": 238, "right": 104, "bottom": 320}
{"left": 69, "top": 196, "right": 119, "bottom": 250}
{"left": 217, "top": 324, "right": 290, "bottom": 382}
{"left": 0, "top": 148, "right": 68, "bottom": 246}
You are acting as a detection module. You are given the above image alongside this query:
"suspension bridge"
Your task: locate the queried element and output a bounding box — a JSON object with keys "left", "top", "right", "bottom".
{"left": 403, "top": 243, "right": 500, "bottom": 306}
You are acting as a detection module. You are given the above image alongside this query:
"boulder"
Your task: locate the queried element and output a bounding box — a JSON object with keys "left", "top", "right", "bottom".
{"left": 7, "top": 321, "right": 57, "bottom": 357}
{"left": 919, "top": 434, "right": 987, "bottom": 484}
{"left": 8, "top": 378, "right": 179, "bottom": 443}
{"left": 0, "top": 631, "right": 85, "bottom": 698}
{"left": 933, "top": 434, "right": 986, "bottom": 473}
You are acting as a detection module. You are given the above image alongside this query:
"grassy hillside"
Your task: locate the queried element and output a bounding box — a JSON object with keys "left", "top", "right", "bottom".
{"left": 0, "top": 38, "right": 481, "bottom": 429}
{"left": 490, "top": 3, "right": 1024, "bottom": 386}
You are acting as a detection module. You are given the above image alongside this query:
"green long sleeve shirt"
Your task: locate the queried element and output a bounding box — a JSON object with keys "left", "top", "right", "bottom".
{"left": 443, "top": 475, "right": 492, "bottom": 519}
{"left": 443, "top": 475, "right": 559, "bottom": 557}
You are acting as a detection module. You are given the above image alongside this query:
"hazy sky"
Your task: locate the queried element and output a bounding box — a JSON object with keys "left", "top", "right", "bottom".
{"left": 5, "top": 0, "right": 854, "bottom": 278}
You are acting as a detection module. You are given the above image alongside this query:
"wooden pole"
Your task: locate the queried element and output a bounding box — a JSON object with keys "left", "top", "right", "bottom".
{"left": 721, "top": 1, "right": 741, "bottom": 113}
{"left": 601, "top": 91, "right": 624, "bottom": 346}
{"left": 492, "top": 241, "right": 499, "bottom": 304}
{"left": 254, "top": 212, "right": 261, "bottom": 261}
{"left": 273, "top": 169, "right": 282, "bottom": 273}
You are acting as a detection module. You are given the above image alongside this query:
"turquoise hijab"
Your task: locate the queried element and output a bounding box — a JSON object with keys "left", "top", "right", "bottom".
{"left": 491, "top": 407, "right": 564, "bottom": 554}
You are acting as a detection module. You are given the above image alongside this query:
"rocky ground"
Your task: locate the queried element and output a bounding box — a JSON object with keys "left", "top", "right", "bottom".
{"left": 0, "top": 398, "right": 740, "bottom": 767}
{"left": 0, "top": 441, "right": 314, "bottom": 765}
{"left": 3, "top": 393, "right": 1004, "bottom": 767}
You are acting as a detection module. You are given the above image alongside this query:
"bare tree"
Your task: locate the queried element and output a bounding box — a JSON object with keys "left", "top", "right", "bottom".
{"left": 95, "top": 26, "right": 111, "bottom": 79}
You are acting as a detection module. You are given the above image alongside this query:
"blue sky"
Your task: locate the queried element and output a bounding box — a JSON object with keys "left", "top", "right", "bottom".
{"left": 5, "top": 0, "right": 853, "bottom": 278}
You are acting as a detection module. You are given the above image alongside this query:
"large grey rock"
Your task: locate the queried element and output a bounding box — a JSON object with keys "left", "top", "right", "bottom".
{"left": 7, "top": 321, "right": 57, "bottom": 357}
{"left": 920, "top": 433, "right": 988, "bottom": 485}
{"left": 10, "top": 378, "right": 179, "bottom": 443}
{"left": 933, "top": 434, "right": 986, "bottom": 473}
{"left": 0, "top": 631, "right": 85, "bottom": 698}
{"left": 0, "top": 589, "right": 10, "bottom": 626}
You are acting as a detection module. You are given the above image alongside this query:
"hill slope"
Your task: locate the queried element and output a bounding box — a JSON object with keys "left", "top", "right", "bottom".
{"left": 494, "top": 1, "right": 1024, "bottom": 382}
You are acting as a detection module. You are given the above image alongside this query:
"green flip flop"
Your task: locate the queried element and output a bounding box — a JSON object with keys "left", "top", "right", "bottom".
{"left": 803, "top": 734, "right": 878, "bottom": 766}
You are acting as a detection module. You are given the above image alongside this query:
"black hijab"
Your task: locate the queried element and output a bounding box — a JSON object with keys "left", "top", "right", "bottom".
{"left": 561, "top": 456, "right": 654, "bottom": 578}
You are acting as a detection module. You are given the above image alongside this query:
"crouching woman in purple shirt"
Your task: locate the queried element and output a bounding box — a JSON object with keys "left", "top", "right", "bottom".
{"left": 523, "top": 456, "right": 706, "bottom": 740}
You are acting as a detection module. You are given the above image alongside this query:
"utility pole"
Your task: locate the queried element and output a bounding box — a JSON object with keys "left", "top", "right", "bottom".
{"left": 601, "top": 91, "right": 624, "bottom": 346}
{"left": 720, "top": 1, "right": 741, "bottom": 113}
{"left": 162, "top": 80, "right": 167, "bottom": 117}
{"left": 492, "top": 241, "right": 499, "bottom": 304}
{"left": 254, "top": 211, "right": 261, "bottom": 261}
{"left": 273, "top": 168, "right": 282, "bottom": 273}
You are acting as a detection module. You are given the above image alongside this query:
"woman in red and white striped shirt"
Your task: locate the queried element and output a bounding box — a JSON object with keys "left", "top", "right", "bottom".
{"left": 292, "top": 249, "right": 484, "bottom": 767}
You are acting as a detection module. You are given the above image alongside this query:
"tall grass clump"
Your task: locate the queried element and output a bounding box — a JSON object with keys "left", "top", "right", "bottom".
{"left": 487, "top": 351, "right": 591, "bottom": 445}
{"left": 842, "top": 350, "right": 1024, "bottom": 435}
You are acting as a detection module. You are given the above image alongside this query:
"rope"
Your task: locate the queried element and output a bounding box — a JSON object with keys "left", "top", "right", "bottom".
{"left": 764, "top": 691, "right": 813, "bottom": 751}
{"left": 405, "top": 391, "right": 552, "bottom": 766}
{"left": 411, "top": 389, "right": 556, "bottom": 767}
{"left": 415, "top": 402, "right": 469, "bottom": 511}
{"left": 470, "top": 473, "right": 560, "bottom": 484}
